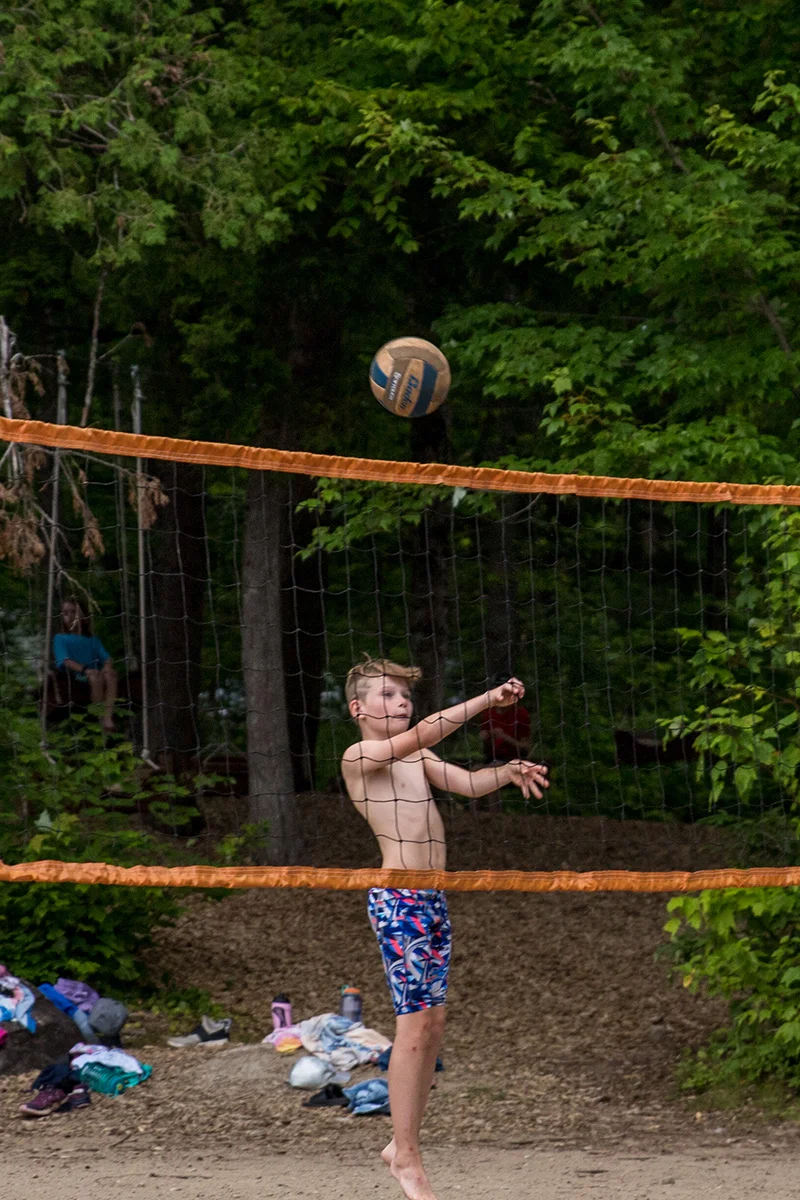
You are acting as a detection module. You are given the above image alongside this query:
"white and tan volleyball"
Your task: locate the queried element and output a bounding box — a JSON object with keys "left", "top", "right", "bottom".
{"left": 369, "top": 337, "right": 451, "bottom": 418}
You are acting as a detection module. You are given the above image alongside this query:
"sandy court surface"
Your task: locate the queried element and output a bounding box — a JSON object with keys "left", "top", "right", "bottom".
{"left": 4, "top": 1142, "right": 799, "bottom": 1200}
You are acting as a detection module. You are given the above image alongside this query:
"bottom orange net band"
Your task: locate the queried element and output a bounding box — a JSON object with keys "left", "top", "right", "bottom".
{"left": 2, "top": 862, "right": 800, "bottom": 891}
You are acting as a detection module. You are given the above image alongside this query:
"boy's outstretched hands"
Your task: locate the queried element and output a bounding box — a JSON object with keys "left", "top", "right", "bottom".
{"left": 506, "top": 759, "right": 549, "bottom": 800}
{"left": 487, "top": 677, "right": 525, "bottom": 708}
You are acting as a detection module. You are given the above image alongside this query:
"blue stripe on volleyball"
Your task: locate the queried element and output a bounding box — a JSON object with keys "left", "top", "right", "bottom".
{"left": 370, "top": 359, "right": 388, "bottom": 388}
{"left": 409, "top": 361, "right": 438, "bottom": 417}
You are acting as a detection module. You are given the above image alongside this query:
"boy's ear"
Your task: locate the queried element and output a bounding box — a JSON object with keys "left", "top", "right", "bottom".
{"left": 348, "top": 696, "right": 361, "bottom": 721}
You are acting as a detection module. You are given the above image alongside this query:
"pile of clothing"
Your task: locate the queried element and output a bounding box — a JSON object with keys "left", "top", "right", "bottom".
{"left": 263, "top": 1010, "right": 394, "bottom": 1116}
{"left": 0, "top": 962, "right": 153, "bottom": 1120}
{"left": 287, "top": 1013, "right": 391, "bottom": 1072}
{"left": 18, "top": 1043, "right": 152, "bottom": 1118}
{"left": 38, "top": 978, "right": 128, "bottom": 1045}
{"left": 0, "top": 965, "right": 128, "bottom": 1045}
{"left": 0, "top": 969, "right": 36, "bottom": 1037}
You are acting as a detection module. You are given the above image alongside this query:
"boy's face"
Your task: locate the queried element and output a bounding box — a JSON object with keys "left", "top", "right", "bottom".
{"left": 351, "top": 674, "right": 413, "bottom": 736}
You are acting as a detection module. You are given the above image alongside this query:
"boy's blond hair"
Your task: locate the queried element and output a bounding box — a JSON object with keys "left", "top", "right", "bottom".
{"left": 345, "top": 654, "right": 422, "bottom": 706}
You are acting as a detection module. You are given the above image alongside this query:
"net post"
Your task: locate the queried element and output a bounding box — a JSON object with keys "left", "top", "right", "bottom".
{"left": 112, "top": 365, "right": 134, "bottom": 671}
{"left": 39, "top": 350, "right": 68, "bottom": 754}
{"left": 131, "top": 365, "right": 157, "bottom": 770}
{"left": 0, "top": 316, "right": 21, "bottom": 479}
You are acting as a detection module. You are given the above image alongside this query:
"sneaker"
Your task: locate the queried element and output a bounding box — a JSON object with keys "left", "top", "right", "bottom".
{"left": 167, "top": 1014, "right": 232, "bottom": 1048}
{"left": 302, "top": 1083, "right": 349, "bottom": 1108}
{"left": 56, "top": 1085, "right": 91, "bottom": 1113}
{"left": 19, "top": 1087, "right": 66, "bottom": 1117}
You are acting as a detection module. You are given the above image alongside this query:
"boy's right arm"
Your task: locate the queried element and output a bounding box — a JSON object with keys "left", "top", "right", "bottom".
{"left": 342, "top": 678, "right": 526, "bottom": 777}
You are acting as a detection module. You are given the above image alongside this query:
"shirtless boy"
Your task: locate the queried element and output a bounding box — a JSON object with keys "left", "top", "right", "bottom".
{"left": 341, "top": 657, "right": 549, "bottom": 1200}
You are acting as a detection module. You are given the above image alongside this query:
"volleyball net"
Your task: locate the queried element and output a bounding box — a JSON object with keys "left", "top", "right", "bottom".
{"left": 2, "top": 410, "right": 800, "bottom": 893}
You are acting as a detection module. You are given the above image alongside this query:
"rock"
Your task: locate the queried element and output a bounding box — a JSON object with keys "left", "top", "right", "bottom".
{"left": 0, "top": 982, "right": 80, "bottom": 1075}
{"left": 648, "top": 1015, "right": 671, "bottom": 1040}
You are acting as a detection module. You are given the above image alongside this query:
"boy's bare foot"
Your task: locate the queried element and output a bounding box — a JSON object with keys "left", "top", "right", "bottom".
{"left": 390, "top": 1153, "right": 439, "bottom": 1200}
{"left": 381, "top": 1139, "right": 396, "bottom": 1167}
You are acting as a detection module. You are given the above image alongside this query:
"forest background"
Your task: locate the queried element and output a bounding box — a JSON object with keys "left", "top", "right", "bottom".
{"left": 3, "top": 0, "right": 800, "bottom": 1090}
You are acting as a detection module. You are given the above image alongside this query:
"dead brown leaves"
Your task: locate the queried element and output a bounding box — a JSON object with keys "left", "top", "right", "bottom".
{"left": 129, "top": 472, "right": 170, "bottom": 530}
{"left": 0, "top": 481, "right": 46, "bottom": 571}
{"left": 0, "top": 336, "right": 172, "bottom": 573}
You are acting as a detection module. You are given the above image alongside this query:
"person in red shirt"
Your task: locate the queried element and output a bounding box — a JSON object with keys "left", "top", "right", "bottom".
{"left": 479, "top": 696, "right": 532, "bottom": 764}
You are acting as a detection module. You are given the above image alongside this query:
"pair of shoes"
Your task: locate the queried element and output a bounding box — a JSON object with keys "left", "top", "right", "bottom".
{"left": 19, "top": 1087, "right": 66, "bottom": 1117}
{"left": 56, "top": 1085, "right": 91, "bottom": 1113}
{"left": 167, "top": 1014, "right": 232, "bottom": 1048}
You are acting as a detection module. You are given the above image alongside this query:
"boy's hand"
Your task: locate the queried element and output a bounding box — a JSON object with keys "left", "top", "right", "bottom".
{"left": 487, "top": 677, "right": 525, "bottom": 708}
{"left": 506, "top": 759, "right": 549, "bottom": 800}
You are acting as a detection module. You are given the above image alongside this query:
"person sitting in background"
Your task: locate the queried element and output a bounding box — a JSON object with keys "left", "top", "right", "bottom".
{"left": 53, "top": 598, "right": 117, "bottom": 733}
{"left": 479, "top": 687, "right": 532, "bottom": 764}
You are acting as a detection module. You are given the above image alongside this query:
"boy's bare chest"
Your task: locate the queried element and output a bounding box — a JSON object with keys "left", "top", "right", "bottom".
{"left": 363, "top": 755, "right": 430, "bottom": 801}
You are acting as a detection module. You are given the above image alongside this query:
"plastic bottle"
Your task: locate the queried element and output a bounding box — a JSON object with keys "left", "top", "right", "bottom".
{"left": 271, "top": 993, "right": 292, "bottom": 1030}
{"left": 340, "top": 985, "right": 362, "bottom": 1024}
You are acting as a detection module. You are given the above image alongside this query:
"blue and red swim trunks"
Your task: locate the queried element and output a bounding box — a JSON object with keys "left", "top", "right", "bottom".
{"left": 368, "top": 888, "right": 451, "bottom": 1017}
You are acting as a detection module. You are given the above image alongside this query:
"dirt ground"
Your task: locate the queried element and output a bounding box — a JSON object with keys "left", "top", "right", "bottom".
{"left": 2, "top": 811, "right": 800, "bottom": 1195}
{"left": 5, "top": 1143, "right": 800, "bottom": 1200}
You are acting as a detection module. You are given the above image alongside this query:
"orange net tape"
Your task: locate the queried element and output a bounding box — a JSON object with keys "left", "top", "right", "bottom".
{"left": 2, "top": 416, "right": 800, "bottom": 504}
{"left": 2, "top": 862, "right": 800, "bottom": 891}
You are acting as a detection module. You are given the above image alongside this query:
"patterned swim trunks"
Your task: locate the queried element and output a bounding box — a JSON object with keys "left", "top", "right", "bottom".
{"left": 367, "top": 888, "right": 451, "bottom": 1017}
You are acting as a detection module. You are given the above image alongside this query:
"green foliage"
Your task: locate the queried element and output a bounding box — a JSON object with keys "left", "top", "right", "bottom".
{"left": 143, "top": 985, "right": 225, "bottom": 1028}
{"left": 662, "top": 509, "right": 800, "bottom": 813}
{"left": 215, "top": 821, "right": 272, "bottom": 865}
{"left": 297, "top": 477, "right": 498, "bottom": 557}
{"left": 665, "top": 888, "right": 800, "bottom": 1092}
{"left": 0, "top": 707, "right": 182, "bottom": 989}
{"left": 4, "top": 0, "right": 800, "bottom": 462}
{"left": 0, "top": 812, "right": 179, "bottom": 990}
{"left": 656, "top": 469, "right": 800, "bottom": 1100}
{"left": 0, "top": 706, "right": 202, "bottom": 862}
{"left": 0, "top": 702, "right": 246, "bottom": 989}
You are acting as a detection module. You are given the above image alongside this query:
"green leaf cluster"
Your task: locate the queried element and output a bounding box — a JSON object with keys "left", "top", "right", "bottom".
{"left": 665, "top": 887, "right": 800, "bottom": 1092}
{"left": 0, "top": 695, "right": 247, "bottom": 989}
{"left": 662, "top": 508, "right": 800, "bottom": 813}
{"left": 0, "top": 875, "right": 178, "bottom": 992}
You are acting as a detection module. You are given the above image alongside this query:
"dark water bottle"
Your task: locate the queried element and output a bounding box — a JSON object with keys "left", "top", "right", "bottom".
{"left": 340, "top": 985, "right": 362, "bottom": 1024}
{"left": 272, "top": 993, "right": 292, "bottom": 1030}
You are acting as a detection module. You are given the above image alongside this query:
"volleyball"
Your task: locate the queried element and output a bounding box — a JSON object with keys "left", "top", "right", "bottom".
{"left": 369, "top": 337, "right": 451, "bottom": 418}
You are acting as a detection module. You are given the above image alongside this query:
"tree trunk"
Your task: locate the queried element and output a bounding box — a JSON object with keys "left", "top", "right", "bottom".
{"left": 146, "top": 459, "right": 205, "bottom": 775}
{"left": 282, "top": 472, "right": 326, "bottom": 792}
{"left": 409, "top": 409, "right": 451, "bottom": 717}
{"left": 242, "top": 467, "right": 303, "bottom": 863}
{"left": 240, "top": 299, "right": 341, "bottom": 860}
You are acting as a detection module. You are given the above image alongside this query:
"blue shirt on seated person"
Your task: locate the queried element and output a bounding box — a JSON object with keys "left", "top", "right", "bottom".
{"left": 53, "top": 632, "right": 110, "bottom": 681}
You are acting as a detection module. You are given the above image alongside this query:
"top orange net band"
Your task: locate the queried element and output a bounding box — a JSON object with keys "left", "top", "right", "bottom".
{"left": 3, "top": 415, "right": 800, "bottom": 505}
{"left": 3, "top": 416, "right": 800, "bottom": 892}
{"left": 2, "top": 862, "right": 800, "bottom": 892}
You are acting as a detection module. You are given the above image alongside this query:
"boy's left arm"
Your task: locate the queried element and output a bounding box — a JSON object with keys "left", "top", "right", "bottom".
{"left": 423, "top": 751, "right": 548, "bottom": 800}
